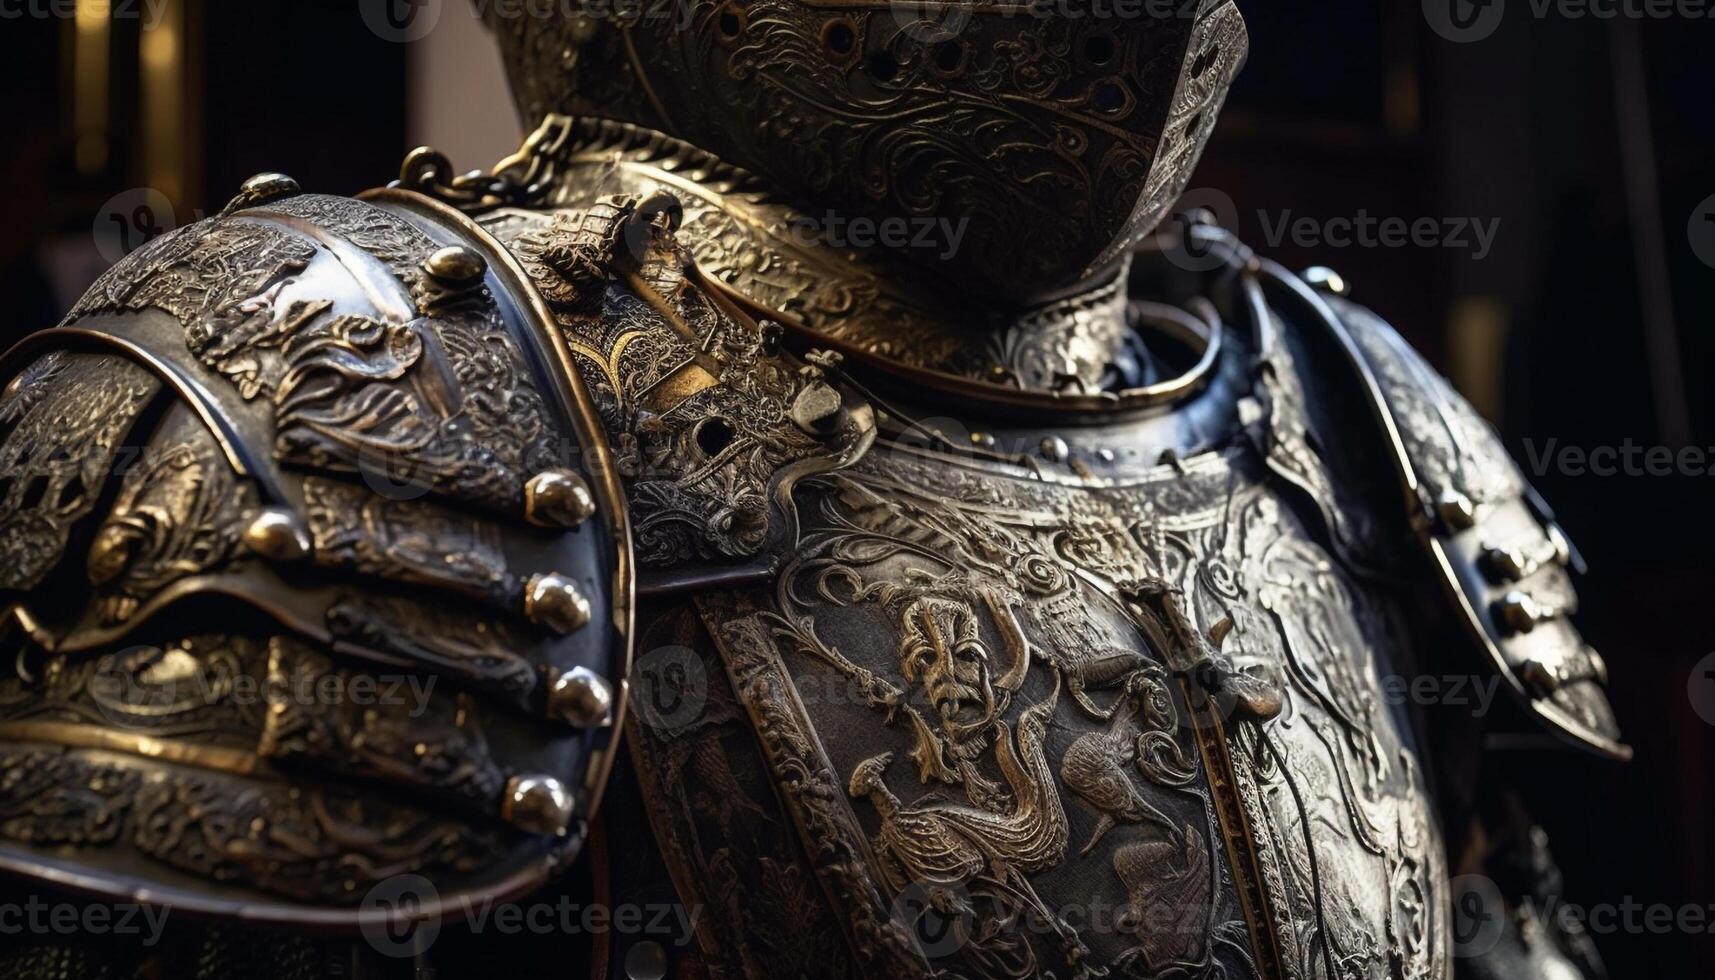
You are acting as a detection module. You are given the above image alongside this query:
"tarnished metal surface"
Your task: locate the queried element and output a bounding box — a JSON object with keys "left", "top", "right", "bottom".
{"left": 481, "top": 0, "right": 1248, "bottom": 308}
{"left": 0, "top": 4, "right": 1623, "bottom": 977}
{"left": 0, "top": 187, "right": 632, "bottom": 926}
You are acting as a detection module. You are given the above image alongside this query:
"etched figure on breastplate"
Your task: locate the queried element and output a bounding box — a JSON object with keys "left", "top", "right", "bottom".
{"left": 0, "top": 3, "right": 1625, "bottom": 979}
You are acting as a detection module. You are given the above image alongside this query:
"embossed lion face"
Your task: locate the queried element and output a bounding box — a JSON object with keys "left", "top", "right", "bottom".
{"left": 896, "top": 594, "right": 998, "bottom": 741}
{"left": 483, "top": 1, "right": 1247, "bottom": 305}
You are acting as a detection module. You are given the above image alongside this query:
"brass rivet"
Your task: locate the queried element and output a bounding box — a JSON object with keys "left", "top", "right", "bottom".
{"left": 1482, "top": 545, "right": 1530, "bottom": 583}
{"left": 624, "top": 941, "right": 669, "bottom": 980}
{"left": 226, "top": 172, "right": 301, "bottom": 213}
{"left": 524, "top": 469, "right": 596, "bottom": 528}
{"left": 1302, "top": 265, "right": 1350, "bottom": 297}
{"left": 243, "top": 508, "right": 312, "bottom": 562}
{"left": 423, "top": 245, "right": 488, "bottom": 286}
{"left": 524, "top": 573, "right": 592, "bottom": 634}
{"left": 1497, "top": 590, "right": 1544, "bottom": 635}
{"left": 502, "top": 774, "right": 575, "bottom": 836}
{"left": 970, "top": 432, "right": 996, "bottom": 450}
{"left": 1040, "top": 436, "right": 1069, "bottom": 463}
{"left": 1520, "top": 658, "right": 1560, "bottom": 698}
{"left": 1436, "top": 490, "right": 1477, "bottom": 531}
{"left": 549, "top": 666, "right": 613, "bottom": 727}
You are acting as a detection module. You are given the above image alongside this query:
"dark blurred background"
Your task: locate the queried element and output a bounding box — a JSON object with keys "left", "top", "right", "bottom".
{"left": 0, "top": 0, "right": 1709, "bottom": 974}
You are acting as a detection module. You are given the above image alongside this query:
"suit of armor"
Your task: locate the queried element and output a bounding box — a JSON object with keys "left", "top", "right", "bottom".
{"left": 0, "top": 3, "right": 1623, "bottom": 978}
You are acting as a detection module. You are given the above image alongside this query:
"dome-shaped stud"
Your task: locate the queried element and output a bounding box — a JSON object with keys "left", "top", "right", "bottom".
{"left": 1496, "top": 591, "right": 1547, "bottom": 635}
{"left": 1519, "top": 658, "right": 1560, "bottom": 698}
{"left": 1481, "top": 545, "right": 1532, "bottom": 584}
{"left": 524, "top": 573, "right": 591, "bottom": 634}
{"left": 549, "top": 666, "right": 613, "bottom": 727}
{"left": 624, "top": 941, "right": 669, "bottom": 980}
{"left": 502, "top": 774, "right": 575, "bottom": 837}
{"left": 1435, "top": 489, "right": 1477, "bottom": 532}
{"left": 243, "top": 508, "right": 312, "bottom": 562}
{"left": 1040, "top": 436, "right": 1069, "bottom": 463}
{"left": 223, "top": 173, "right": 301, "bottom": 214}
{"left": 524, "top": 469, "right": 596, "bottom": 528}
{"left": 1302, "top": 266, "right": 1350, "bottom": 297}
{"left": 423, "top": 245, "right": 487, "bottom": 287}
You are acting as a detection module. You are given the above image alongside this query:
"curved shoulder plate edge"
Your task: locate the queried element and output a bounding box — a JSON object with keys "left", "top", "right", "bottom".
{"left": 1268, "top": 265, "right": 1627, "bottom": 761}
{"left": 0, "top": 183, "right": 639, "bottom": 928}
{"left": 359, "top": 186, "right": 638, "bottom": 813}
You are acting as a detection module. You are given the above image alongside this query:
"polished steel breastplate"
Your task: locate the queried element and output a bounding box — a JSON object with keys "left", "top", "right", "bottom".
{"left": 681, "top": 436, "right": 1450, "bottom": 980}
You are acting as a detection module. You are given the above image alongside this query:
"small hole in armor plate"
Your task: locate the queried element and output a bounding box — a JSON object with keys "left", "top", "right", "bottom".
{"left": 718, "top": 6, "right": 743, "bottom": 40}
{"left": 19, "top": 475, "right": 49, "bottom": 510}
{"left": 1093, "top": 81, "right": 1126, "bottom": 114}
{"left": 822, "top": 19, "right": 857, "bottom": 59}
{"left": 866, "top": 51, "right": 900, "bottom": 82}
{"left": 933, "top": 40, "right": 966, "bottom": 75}
{"left": 57, "top": 475, "right": 85, "bottom": 510}
{"left": 695, "top": 418, "right": 736, "bottom": 457}
{"left": 1083, "top": 35, "right": 1115, "bottom": 66}
{"left": 1191, "top": 45, "right": 1220, "bottom": 79}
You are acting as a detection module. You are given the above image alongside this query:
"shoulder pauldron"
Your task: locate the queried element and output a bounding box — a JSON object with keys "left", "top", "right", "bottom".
{"left": 0, "top": 178, "right": 633, "bottom": 923}
{"left": 1296, "top": 287, "right": 1625, "bottom": 759}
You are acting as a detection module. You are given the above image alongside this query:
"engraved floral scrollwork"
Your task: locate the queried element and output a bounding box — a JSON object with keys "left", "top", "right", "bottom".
{"left": 324, "top": 594, "right": 537, "bottom": 701}
{"left": 686, "top": 432, "right": 1452, "bottom": 979}
{"left": 69, "top": 195, "right": 561, "bottom": 515}
{"left": 0, "top": 353, "right": 161, "bottom": 592}
{"left": 0, "top": 748, "right": 139, "bottom": 846}
{"left": 507, "top": 197, "right": 872, "bottom": 568}
{"left": 125, "top": 760, "right": 502, "bottom": 904}
{"left": 302, "top": 476, "right": 513, "bottom": 604}
{"left": 258, "top": 637, "right": 507, "bottom": 807}
{"left": 87, "top": 409, "right": 255, "bottom": 624}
